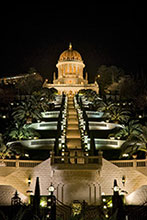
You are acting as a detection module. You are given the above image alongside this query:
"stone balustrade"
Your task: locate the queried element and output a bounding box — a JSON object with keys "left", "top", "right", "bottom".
{"left": 0, "top": 159, "right": 42, "bottom": 168}
{"left": 110, "top": 158, "right": 147, "bottom": 168}
{"left": 50, "top": 151, "right": 103, "bottom": 170}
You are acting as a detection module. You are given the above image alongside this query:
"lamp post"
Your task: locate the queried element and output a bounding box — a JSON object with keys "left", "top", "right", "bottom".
{"left": 46, "top": 183, "right": 56, "bottom": 220}
{"left": 112, "top": 179, "right": 124, "bottom": 220}
{"left": 11, "top": 191, "right": 21, "bottom": 206}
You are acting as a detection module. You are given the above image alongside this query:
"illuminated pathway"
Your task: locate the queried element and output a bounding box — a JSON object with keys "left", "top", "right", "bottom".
{"left": 66, "top": 96, "right": 84, "bottom": 163}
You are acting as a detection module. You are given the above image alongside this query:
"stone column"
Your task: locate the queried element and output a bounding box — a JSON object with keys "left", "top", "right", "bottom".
{"left": 94, "top": 184, "right": 96, "bottom": 204}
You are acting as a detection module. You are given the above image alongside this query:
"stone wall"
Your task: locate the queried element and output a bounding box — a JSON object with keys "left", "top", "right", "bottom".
{"left": 1, "top": 158, "right": 147, "bottom": 205}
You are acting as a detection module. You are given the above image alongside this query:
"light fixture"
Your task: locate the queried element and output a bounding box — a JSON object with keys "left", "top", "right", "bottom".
{"left": 113, "top": 179, "right": 119, "bottom": 192}
{"left": 114, "top": 185, "right": 119, "bottom": 192}
{"left": 28, "top": 176, "right": 31, "bottom": 186}
{"left": 122, "top": 153, "right": 129, "bottom": 157}
{"left": 122, "top": 175, "right": 126, "bottom": 186}
{"left": 48, "top": 183, "right": 55, "bottom": 194}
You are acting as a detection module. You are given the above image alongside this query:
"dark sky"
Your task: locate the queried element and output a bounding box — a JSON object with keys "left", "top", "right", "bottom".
{"left": 0, "top": 3, "right": 146, "bottom": 82}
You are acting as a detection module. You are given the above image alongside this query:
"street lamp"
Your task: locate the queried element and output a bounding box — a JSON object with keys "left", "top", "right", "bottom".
{"left": 113, "top": 179, "right": 119, "bottom": 193}
{"left": 48, "top": 183, "right": 55, "bottom": 195}
{"left": 47, "top": 183, "right": 56, "bottom": 220}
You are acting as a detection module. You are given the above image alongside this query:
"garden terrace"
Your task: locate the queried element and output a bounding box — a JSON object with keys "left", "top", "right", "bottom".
{"left": 7, "top": 138, "right": 56, "bottom": 149}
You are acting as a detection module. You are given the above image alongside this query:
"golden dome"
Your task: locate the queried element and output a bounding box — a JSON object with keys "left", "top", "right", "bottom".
{"left": 59, "top": 43, "right": 83, "bottom": 62}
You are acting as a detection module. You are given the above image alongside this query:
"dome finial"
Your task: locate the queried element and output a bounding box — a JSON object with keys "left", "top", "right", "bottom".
{"left": 69, "top": 42, "right": 72, "bottom": 50}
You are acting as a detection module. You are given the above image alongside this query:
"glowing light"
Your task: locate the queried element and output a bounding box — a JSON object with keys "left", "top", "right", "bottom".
{"left": 40, "top": 200, "right": 47, "bottom": 207}
{"left": 28, "top": 176, "right": 31, "bottom": 186}
{"left": 122, "top": 153, "right": 129, "bottom": 157}
{"left": 114, "top": 186, "right": 119, "bottom": 192}
{"left": 109, "top": 203, "right": 113, "bottom": 207}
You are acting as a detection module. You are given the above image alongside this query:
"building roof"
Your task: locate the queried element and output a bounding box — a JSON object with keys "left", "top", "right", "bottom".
{"left": 59, "top": 43, "right": 83, "bottom": 62}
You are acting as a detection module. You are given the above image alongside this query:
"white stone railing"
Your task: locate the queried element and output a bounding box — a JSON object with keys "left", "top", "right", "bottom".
{"left": 0, "top": 159, "right": 42, "bottom": 168}
{"left": 110, "top": 159, "right": 147, "bottom": 168}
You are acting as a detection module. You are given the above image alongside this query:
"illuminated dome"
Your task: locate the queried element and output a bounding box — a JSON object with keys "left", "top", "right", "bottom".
{"left": 59, "top": 43, "right": 83, "bottom": 62}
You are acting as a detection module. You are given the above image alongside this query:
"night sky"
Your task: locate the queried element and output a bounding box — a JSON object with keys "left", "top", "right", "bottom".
{"left": 0, "top": 3, "right": 146, "bottom": 82}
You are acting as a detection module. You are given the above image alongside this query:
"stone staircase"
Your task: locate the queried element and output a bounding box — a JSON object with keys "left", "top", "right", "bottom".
{"left": 66, "top": 96, "right": 81, "bottom": 149}
{"left": 66, "top": 96, "right": 84, "bottom": 163}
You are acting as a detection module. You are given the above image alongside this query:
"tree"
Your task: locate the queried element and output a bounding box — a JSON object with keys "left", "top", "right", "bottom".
{"left": 112, "top": 120, "right": 142, "bottom": 139}
{"left": 119, "top": 76, "right": 140, "bottom": 101}
{"left": 0, "top": 133, "right": 12, "bottom": 159}
{"left": 119, "top": 74, "right": 147, "bottom": 113}
{"left": 8, "top": 123, "right": 40, "bottom": 141}
{"left": 12, "top": 96, "right": 42, "bottom": 124}
{"left": 120, "top": 125, "right": 147, "bottom": 157}
{"left": 96, "top": 65, "right": 124, "bottom": 97}
{"left": 78, "top": 89, "right": 98, "bottom": 100}
{"left": 95, "top": 100, "right": 114, "bottom": 113}
{"left": 33, "top": 88, "right": 57, "bottom": 112}
{"left": 16, "top": 68, "right": 43, "bottom": 95}
{"left": 106, "top": 105, "right": 131, "bottom": 124}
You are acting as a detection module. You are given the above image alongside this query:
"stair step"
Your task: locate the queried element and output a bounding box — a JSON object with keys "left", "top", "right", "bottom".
{"left": 68, "top": 107, "right": 75, "bottom": 110}
{"left": 67, "top": 124, "right": 79, "bottom": 130}
{"left": 66, "top": 139, "right": 81, "bottom": 149}
{"left": 68, "top": 116, "right": 78, "bottom": 120}
{"left": 68, "top": 105, "right": 75, "bottom": 109}
{"left": 68, "top": 111, "right": 77, "bottom": 115}
{"left": 66, "top": 96, "right": 82, "bottom": 149}
{"left": 66, "top": 130, "right": 80, "bottom": 138}
{"left": 68, "top": 101, "right": 74, "bottom": 104}
{"left": 68, "top": 119, "right": 78, "bottom": 124}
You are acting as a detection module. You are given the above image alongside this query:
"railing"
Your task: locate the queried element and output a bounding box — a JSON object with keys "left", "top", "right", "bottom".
{"left": 50, "top": 151, "right": 103, "bottom": 166}
{"left": 110, "top": 159, "right": 147, "bottom": 168}
{"left": 0, "top": 159, "right": 42, "bottom": 168}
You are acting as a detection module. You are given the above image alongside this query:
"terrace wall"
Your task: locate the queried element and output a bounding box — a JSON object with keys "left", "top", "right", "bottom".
{"left": 1, "top": 158, "right": 147, "bottom": 205}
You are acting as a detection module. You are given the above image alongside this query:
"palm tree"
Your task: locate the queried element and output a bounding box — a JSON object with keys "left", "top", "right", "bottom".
{"left": 33, "top": 88, "right": 57, "bottom": 112}
{"left": 95, "top": 100, "right": 114, "bottom": 113}
{"left": 120, "top": 125, "right": 147, "bottom": 157}
{"left": 0, "top": 134, "right": 12, "bottom": 160}
{"left": 113, "top": 120, "right": 142, "bottom": 139}
{"left": 40, "top": 87, "right": 57, "bottom": 101}
{"left": 8, "top": 123, "right": 40, "bottom": 141}
{"left": 102, "top": 104, "right": 131, "bottom": 124}
{"left": 78, "top": 89, "right": 98, "bottom": 102}
{"left": 0, "top": 133, "right": 5, "bottom": 150}
{"left": 12, "top": 96, "right": 41, "bottom": 124}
